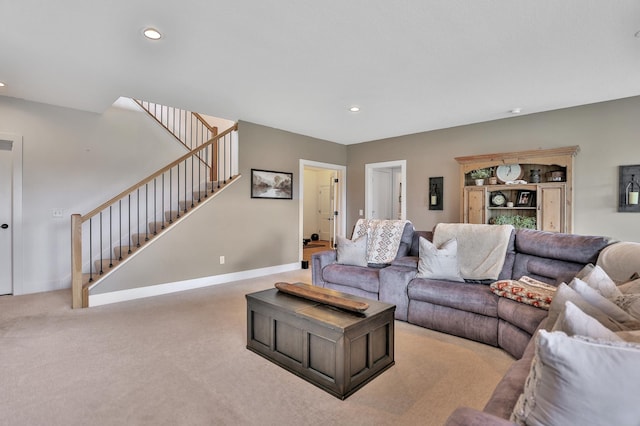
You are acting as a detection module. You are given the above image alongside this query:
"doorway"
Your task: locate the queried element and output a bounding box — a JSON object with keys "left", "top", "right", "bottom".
{"left": 0, "top": 133, "right": 23, "bottom": 295}
{"left": 365, "top": 160, "right": 406, "bottom": 220}
{"left": 299, "top": 160, "right": 346, "bottom": 263}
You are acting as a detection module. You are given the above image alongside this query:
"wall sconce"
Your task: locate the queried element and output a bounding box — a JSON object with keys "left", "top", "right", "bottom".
{"left": 626, "top": 174, "right": 639, "bottom": 205}
{"left": 429, "top": 177, "right": 443, "bottom": 211}
{"left": 618, "top": 165, "right": 640, "bottom": 212}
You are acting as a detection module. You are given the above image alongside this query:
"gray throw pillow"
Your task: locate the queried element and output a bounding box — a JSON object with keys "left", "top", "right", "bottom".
{"left": 336, "top": 235, "right": 367, "bottom": 267}
{"left": 416, "top": 237, "right": 464, "bottom": 282}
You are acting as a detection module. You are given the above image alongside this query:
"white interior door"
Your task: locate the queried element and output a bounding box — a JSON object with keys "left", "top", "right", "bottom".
{"left": 365, "top": 160, "right": 406, "bottom": 221}
{"left": 371, "top": 169, "right": 392, "bottom": 219}
{"left": 0, "top": 145, "right": 12, "bottom": 294}
{"left": 318, "top": 183, "right": 333, "bottom": 240}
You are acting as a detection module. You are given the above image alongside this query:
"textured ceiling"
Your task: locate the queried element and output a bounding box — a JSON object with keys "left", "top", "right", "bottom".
{"left": 1, "top": 1, "right": 640, "bottom": 144}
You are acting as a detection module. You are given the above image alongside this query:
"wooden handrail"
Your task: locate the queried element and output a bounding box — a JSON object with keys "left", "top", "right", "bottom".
{"left": 193, "top": 112, "right": 219, "bottom": 135}
{"left": 80, "top": 123, "right": 237, "bottom": 223}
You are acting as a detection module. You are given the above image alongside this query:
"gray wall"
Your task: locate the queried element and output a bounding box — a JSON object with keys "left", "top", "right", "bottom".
{"left": 92, "top": 121, "right": 347, "bottom": 294}
{"left": 4, "top": 92, "right": 640, "bottom": 296}
{"left": 0, "top": 97, "right": 187, "bottom": 294}
{"left": 346, "top": 96, "right": 640, "bottom": 242}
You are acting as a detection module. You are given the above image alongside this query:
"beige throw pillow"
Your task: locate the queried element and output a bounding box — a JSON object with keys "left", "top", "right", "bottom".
{"left": 545, "top": 283, "right": 626, "bottom": 332}
{"left": 568, "top": 278, "right": 640, "bottom": 327}
{"left": 416, "top": 237, "right": 464, "bottom": 282}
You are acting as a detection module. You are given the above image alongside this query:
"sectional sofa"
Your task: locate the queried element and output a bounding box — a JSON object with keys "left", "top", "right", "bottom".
{"left": 311, "top": 223, "right": 633, "bottom": 423}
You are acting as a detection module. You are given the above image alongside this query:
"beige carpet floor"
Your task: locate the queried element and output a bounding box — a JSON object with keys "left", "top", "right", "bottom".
{"left": 0, "top": 269, "right": 514, "bottom": 426}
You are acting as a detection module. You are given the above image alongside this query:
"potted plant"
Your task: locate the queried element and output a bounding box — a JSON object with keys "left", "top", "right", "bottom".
{"left": 470, "top": 168, "right": 491, "bottom": 186}
{"left": 491, "top": 214, "right": 537, "bottom": 229}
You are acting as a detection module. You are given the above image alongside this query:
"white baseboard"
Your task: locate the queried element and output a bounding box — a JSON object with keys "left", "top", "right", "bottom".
{"left": 88, "top": 263, "right": 300, "bottom": 307}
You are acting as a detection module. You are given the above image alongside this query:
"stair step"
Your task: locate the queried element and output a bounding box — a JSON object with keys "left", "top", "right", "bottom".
{"left": 113, "top": 244, "right": 143, "bottom": 259}
{"left": 148, "top": 221, "right": 169, "bottom": 233}
{"left": 93, "top": 258, "right": 122, "bottom": 274}
{"left": 165, "top": 210, "right": 187, "bottom": 221}
{"left": 202, "top": 181, "right": 219, "bottom": 191}
{"left": 131, "top": 233, "right": 155, "bottom": 246}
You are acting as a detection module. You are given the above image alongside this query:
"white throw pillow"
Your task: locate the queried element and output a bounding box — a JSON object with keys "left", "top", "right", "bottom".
{"left": 336, "top": 235, "right": 367, "bottom": 267}
{"left": 569, "top": 278, "right": 640, "bottom": 327}
{"left": 545, "top": 283, "right": 626, "bottom": 332}
{"left": 576, "top": 263, "right": 622, "bottom": 299}
{"left": 511, "top": 330, "right": 640, "bottom": 426}
{"left": 552, "top": 301, "right": 623, "bottom": 341}
{"left": 416, "top": 237, "right": 464, "bottom": 282}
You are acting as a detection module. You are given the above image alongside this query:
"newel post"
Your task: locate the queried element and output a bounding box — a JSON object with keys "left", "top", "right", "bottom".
{"left": 71, "top": 214, "right": 84, "bottom": 308}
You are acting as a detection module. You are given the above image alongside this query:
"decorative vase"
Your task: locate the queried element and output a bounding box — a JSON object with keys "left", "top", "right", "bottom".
{"left": 489, "top": 177, "right": 498, "bottom": 185}
{"left": 475, "top": 179, "right": 485, "bottom": 186}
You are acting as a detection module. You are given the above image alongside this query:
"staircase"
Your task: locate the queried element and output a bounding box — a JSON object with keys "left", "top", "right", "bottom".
{"left": 71, "top": 102, "right": 239, "bottom": 308}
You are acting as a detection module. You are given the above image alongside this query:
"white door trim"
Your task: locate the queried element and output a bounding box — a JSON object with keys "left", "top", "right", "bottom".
{"left": 365, "top": 160, "right": 406, "bottom": 220}
{"left": 0, "top": 133, "right": 23, "bottom": 295}
{"left": 299, "top": 160, "right": 347, "bottom": 263}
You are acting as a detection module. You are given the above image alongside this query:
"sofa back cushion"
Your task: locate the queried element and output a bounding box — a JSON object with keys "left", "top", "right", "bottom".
{"left": 512, "top": 229, "right": 612, "bottom": 284}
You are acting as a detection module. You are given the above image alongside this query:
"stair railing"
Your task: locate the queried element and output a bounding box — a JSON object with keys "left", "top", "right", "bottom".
{"left": 71, "top": 124, "right": 238, "bottom": 308}
{"left": 134, "top": 100, "right": 218, "bottom": 151}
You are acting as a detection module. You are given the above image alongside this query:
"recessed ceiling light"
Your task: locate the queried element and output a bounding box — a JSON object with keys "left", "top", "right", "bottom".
{"left": 349, "top": 106, "right": 360, "bottom": 113}
{"left": 0, "top": 82, "right": 6, "bottom": 87}
{"left": 143, "top": 28, "right": 162, "bottom": 40}
{"left": 510, "top": 108, "right": 522, "bottom": 114}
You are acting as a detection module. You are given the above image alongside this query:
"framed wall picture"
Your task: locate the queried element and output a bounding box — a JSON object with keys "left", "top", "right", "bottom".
{"left": 251, "top": 169, "right": 293, "bottom": 199}
{"left": 516, "top": 190, "right": 535, "bottom": 207}
{"left": 618, "top": 164, "right": 640, "bottom": 212}
{"left": 428, "top": 177, "right": 443, "bottom": 210}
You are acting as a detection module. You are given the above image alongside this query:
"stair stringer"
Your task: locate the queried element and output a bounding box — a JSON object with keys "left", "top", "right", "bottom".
{"left": 85, "top": 175, "right": 241, "bottom": 297}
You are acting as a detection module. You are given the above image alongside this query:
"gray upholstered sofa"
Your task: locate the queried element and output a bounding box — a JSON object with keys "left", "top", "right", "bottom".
{"left": 311, "top": 224, "right": 615, "bottom": 423}
{"left": 312, "top": 225, "right": 611, "bottom": 358}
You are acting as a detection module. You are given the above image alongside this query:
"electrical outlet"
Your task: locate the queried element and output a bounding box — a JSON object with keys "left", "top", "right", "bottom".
{"left": 219, "top": 256, "right": 225, "bottom": 265}
{"left": 359, "top": 209, "right": 364, "bottom": 216}
{"left": 52, "top": 208, "right": 64, "bottom": 218}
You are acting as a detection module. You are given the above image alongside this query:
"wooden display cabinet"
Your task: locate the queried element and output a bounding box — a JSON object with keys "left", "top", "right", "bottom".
{"left": 456, "top": 146, "right": 578, "bottom": 233}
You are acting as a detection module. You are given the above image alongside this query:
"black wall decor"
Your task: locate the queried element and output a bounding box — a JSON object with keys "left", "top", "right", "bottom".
{"left": 429, "top": 177, "right": 443, "bottom": 211}
{"left": 618, "top": 164, "right": 640, "bottom": 212}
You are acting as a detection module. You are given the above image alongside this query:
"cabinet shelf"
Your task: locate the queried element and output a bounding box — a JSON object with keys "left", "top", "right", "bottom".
{"left": 456, "top": 146, "right": 578, "bottom": 233}
{"left": 488, "top": 207, "right": 537, "bottom": 210}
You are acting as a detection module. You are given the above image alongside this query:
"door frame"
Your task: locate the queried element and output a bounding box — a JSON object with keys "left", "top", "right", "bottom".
{"left": 0, "top": 133, "right": 23, "bottom": 295}
{"left": 365, "top": 160, "right": 406, "bottom": 220}
{"left": 299, "top": 160, "right": 346, "bottom": 262}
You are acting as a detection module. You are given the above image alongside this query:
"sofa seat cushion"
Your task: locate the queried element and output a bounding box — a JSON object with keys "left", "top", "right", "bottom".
{"left": 408, "top": 278, "right": 498, "bottom": 317}
{"left": 497, "top": 298, "right": 549, "bottom": 335}
{"left": 322, "top": 264, "right": 380, "bottom": 294}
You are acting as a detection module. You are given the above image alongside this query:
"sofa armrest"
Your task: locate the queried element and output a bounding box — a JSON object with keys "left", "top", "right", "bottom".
{"left": 444, "top": 407, "right": 516, "bottom": 426}
{"left": 311, "top": 250, "right": 337, "bottom": 287}
{"left": 379, "top": 265, "right": 417, "bottom": 321}
{"left": 391, "top": 255, "right": 418, "bottom": 269}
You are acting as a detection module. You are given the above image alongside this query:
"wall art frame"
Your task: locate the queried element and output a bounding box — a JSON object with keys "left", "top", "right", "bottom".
{"left": 251, "top": 169, "right": 293, "bottom": 199}
{"left": 618, "top": 164, "right": 640, "bottom": 212}
{"left": 428, "top": 177, "right": 443, "bottom": 210}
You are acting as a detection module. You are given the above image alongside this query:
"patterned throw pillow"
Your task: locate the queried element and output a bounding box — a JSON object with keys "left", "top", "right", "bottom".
{"left": 490, "top": 278, "right": 556, "bottom": 310}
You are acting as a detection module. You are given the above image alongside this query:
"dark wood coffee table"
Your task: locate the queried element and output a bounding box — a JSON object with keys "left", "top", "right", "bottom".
{"left": 246, "top": 285, "right": 395, "bottom": 399}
